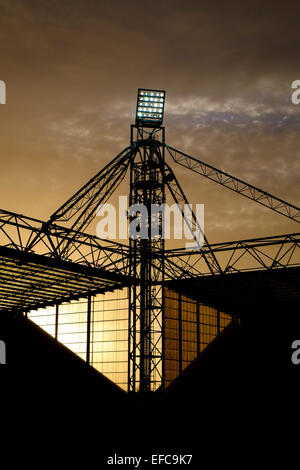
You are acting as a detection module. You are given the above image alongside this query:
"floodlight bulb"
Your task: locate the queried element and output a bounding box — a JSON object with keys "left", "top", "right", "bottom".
{"left": 136, "top": 88, "right": 165, "bottom": 125}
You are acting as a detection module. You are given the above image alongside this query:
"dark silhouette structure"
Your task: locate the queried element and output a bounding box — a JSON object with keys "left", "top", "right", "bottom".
{"left": 1, "top": 89, "right": 300, "bottom": 465}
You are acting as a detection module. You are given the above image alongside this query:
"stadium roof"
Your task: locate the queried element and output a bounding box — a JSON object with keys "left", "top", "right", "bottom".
{"left": 0, "top": 245, "right": 131, "bottom": 313}
{"left": 166, "top": 266, "right": 300, "bottom": 316}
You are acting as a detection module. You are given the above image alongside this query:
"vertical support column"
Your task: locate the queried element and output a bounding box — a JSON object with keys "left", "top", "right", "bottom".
{"left": 139, "top": 240, "right": 147, "bottom": 391}
{"left": 55, "top": 304, "right": 59, "bottom": 340}
{"left": 161, "top": 284, "right": 165, "bottom": 391}
{"left": 86, "top": 294, "right": 92, "bottom": 365}
{"left": 128, "top": 124, "right": 165, "bottom": 393}
{"left": 128, "top": 285, "right": 133, "bottom": 393}
{"left": 196, "top": 300, "right": 200, "bottom": 356}
{"left": 217, "top": 308, "right": 220, "bottom": 336}
{"left": 178, "top": 293, "right": 182, "bottom": 375}
{"left": 128, "top": 125, "right": 138, "bottom": 393}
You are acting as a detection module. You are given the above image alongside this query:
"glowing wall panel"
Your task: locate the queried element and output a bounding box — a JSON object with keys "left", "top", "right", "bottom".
{"left": 164, "top": 287, "right": 232, "bottom": 388}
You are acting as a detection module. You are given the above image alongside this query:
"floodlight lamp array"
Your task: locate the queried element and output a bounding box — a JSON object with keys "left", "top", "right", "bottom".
{"left": 136, "top": 88, "right": 166, "bottom": 128}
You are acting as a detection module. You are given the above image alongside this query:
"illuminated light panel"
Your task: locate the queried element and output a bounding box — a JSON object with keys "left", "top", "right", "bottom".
{"left": 136, "top": 88, "right": 166, "bottom": 127}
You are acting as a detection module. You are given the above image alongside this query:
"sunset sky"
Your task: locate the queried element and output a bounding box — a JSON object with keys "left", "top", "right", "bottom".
{"left": 0, "top": 0, "right": 300, "bottom": 245}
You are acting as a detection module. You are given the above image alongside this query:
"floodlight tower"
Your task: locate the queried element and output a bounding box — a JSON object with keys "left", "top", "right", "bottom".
{"left": 128, "top": 89, "right": 166, "bottom": 393}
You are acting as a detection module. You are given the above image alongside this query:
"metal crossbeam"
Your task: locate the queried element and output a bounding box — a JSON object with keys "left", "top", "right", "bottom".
{"left": 0, "top": 209, "right": 130, "bottom": 274}
{"left": 41, "top": 146, "right": 134, "bottom": 258}
{"left": 163, "top": 161, "right": 222, "bottom": 275}
{"left": 166, "top": 145, "right": 300, "bottom": 223}
{"left": 163, "top": 233, "right": 300, "bottom": 277}
{"left": 49, "top": 146, "right": 133, "bottom": 227}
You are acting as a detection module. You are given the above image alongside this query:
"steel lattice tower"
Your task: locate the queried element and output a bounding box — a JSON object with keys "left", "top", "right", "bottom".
{"left": 128, "top": 123, "right": 166, "bottom": 393}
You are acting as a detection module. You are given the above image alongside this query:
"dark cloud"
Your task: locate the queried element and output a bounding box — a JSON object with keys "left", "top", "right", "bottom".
{"left": 0, "top": 0, "right": 299, "bottom": 243}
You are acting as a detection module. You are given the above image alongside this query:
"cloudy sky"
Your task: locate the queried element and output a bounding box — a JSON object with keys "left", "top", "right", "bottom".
{"left": 0, "top": 0, "right": 300, "bottom": 245}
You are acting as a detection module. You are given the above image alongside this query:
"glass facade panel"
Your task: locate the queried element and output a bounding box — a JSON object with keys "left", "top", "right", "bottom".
{"left": 28, "top": 286, "right": 232, "bottom": 391}
{"left": 90, "top": 290, "right": 128, "bottom": 389}
{"left": 28, "top": 289, "right": 128, "bottom": 390}
{"left": 164, "top": 287, "right": 232, "bottom": 387}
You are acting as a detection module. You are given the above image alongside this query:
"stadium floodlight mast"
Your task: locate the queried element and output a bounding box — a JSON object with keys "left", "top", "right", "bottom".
{"left": 129, "top": 87, "right": 167, "bottom": 393}
{"left": 135, "top": 88, "right": 166, "bottom": 128}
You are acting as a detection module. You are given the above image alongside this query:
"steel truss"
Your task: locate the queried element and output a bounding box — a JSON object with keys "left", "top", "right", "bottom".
{"left": 0, "top": 209, "right": 130, "bottom": 274}
{"left": 162, "top": 161, "right": 222, "bottom": 275}
{"left": 166, "top": 145, "right": 300, "bottom": 223}
{"left": 163, "top": 232, "right": 300, "bottom": 278}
